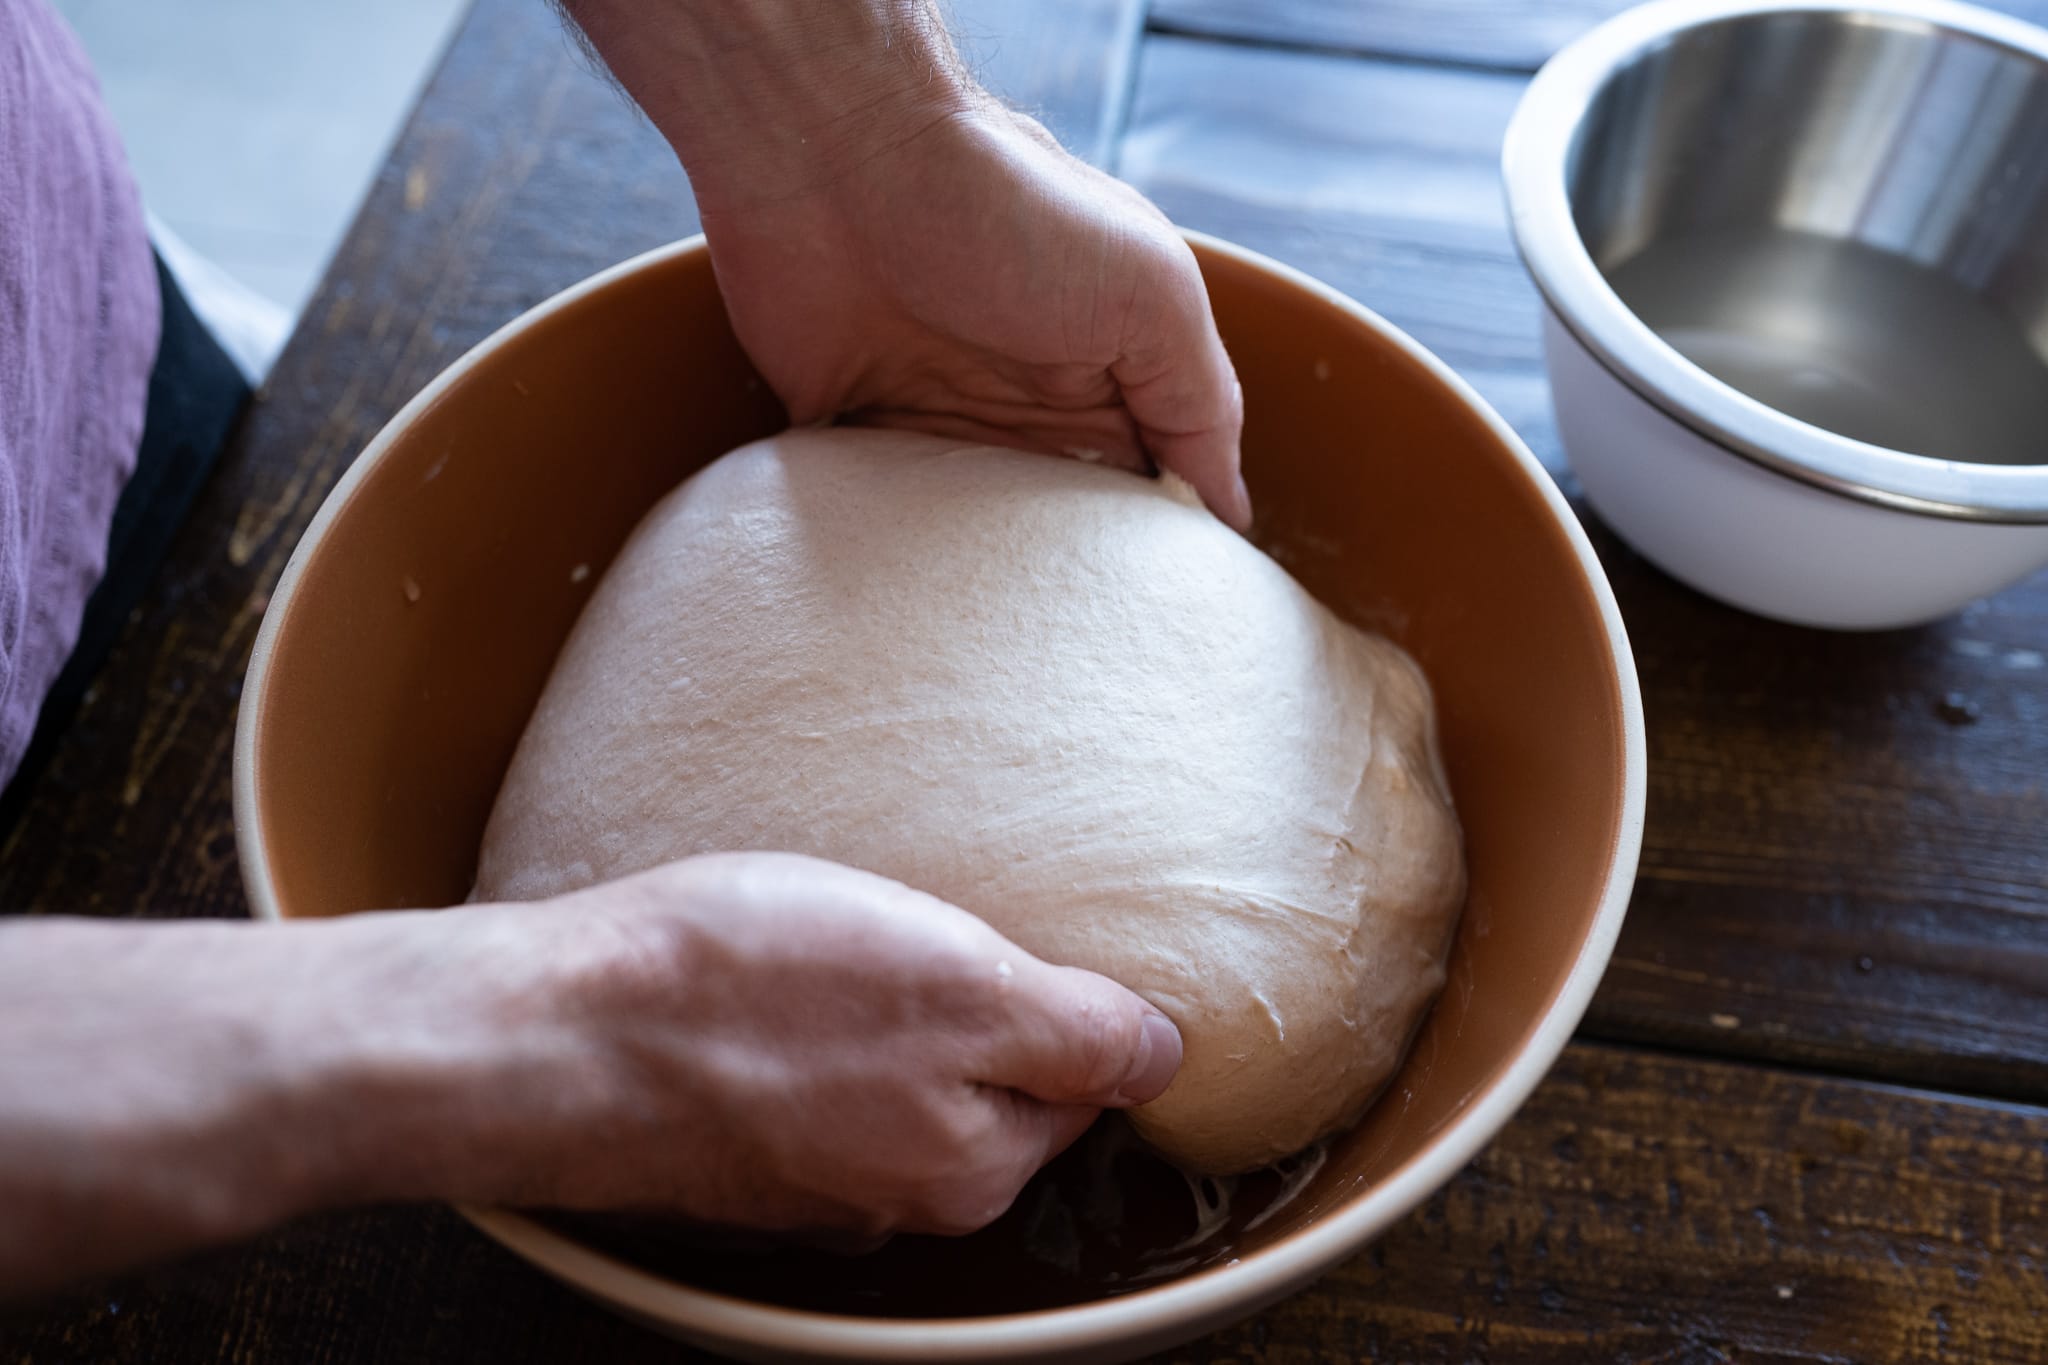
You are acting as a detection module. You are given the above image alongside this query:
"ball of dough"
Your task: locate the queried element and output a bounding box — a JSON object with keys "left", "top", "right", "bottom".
{"left": 475, "top": 429, "right": 1465, "bottom": 1173}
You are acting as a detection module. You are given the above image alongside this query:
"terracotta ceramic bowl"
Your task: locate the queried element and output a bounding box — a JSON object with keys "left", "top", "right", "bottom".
{"left": 235, "top": 235, "right": 1645, "bottom": 1363}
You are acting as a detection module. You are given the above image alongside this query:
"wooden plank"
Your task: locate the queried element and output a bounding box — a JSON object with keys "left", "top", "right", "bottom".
{"left": 1120, "top": 35, "right": 2048, "bottom": 1101}
{"left": 1587, "top": 573, "right": 2048, "bottom": 1099}
{"left": 1148, "top": 0, "right": 2048, "bottom": 73}
{"left": 5, "top": 1044, "right": 2043, "bottom": 1362}
{"left": 1150, "top": 0, "right": 1642, "bottom": 71}
{"left": 1121, "top": 41, "right": 1557, "bottom": 467}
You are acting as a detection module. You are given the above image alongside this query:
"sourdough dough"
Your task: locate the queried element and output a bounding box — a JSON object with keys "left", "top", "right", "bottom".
{"left": 474, "top": 429, "right": 1465, "bottom": 1173}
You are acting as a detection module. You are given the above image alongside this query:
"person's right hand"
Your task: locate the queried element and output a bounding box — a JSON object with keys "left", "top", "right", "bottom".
{"left": 561, "top": 0, "right": 1250, "bottom": 530}
{"left": 447, "top": 853, "right": 1183, "bottom": 1238}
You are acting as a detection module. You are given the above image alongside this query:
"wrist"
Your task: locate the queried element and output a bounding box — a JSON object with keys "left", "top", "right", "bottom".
{"left": 563, "top": 0, "right": 983, "bottom": 213}
{"left": 263, "top": 906, "right": 605, "bottom": 1214}
{"left": 280, "top": 893, "right": 723, "bottom": 1215}
{"left": 0, "top": 918, "right": 455, "bottom": 1274}
{"left": 0, "top": 909, "right": 659, "bottom": 1291}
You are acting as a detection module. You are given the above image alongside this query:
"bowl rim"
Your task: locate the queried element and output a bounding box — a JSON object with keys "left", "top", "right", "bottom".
{"left": 234, "top": 232, "right": 1648, "bottom": 1359}
{"left": 1502, "top": 0, "right": 2048, "bottom": 524}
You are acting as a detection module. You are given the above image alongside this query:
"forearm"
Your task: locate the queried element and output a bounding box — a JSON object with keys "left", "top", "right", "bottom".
{"left": 0, "top": 912, "right": 579, "bottom": 1297}
{"left": 560, "top": 0, "right": 981, "bottom": 212}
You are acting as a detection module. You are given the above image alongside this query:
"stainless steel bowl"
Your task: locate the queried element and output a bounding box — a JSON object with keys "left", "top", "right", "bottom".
{"left": 1505, "top": 0, "right": 2048, "bottom": 627}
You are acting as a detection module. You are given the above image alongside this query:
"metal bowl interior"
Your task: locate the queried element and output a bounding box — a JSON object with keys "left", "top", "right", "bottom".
{"left": 233, "top": 236, "right": 1645, "bottom": 1361}
{"left": 1506, "top": 0, "right": 2048, "bottom": 520}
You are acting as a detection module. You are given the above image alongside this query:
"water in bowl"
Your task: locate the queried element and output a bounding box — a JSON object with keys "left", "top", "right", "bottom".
{"left": 1604, "top": 227, "right": 2048, "bottom": 467}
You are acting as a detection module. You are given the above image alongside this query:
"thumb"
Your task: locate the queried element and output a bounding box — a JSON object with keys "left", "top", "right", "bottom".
{"left": 979, "top": 955, "right": 1184, "bottom": 1108}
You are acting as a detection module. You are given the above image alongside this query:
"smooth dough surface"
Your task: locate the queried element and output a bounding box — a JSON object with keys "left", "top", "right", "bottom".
{"left": 475, "top": 429, "right": 1465, "bottom": 1173}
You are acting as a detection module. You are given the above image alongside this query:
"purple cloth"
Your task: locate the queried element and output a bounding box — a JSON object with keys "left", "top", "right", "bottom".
{"left": 0, "top": 0, "right": 157, "bottom": 784}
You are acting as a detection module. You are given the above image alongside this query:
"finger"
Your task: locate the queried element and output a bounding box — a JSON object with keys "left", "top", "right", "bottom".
{"left": 1111, "top": 237, "right": 1251, "bottom": 531}
{"left": 1037, "top": 1101, "right": 1106, "bottom": 1174}
{"left": 979, "top": 955, "right": 1183, "bottom": 1108}
{"left": 908, "top": 1096, "right": 1102, "bottom": 1237}
{"left": 1000, "top": 1097, "right": 1104, "bottom": 1197}
{"left": 989, "top": 1090, "right": 1104, "bottom": 1176}
{"left": 847, "top": 407, "right": 1149, "bottom": 475}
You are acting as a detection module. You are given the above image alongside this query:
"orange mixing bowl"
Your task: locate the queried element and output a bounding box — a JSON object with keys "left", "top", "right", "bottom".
{"left": 235, "top": 234, "right": 1644, "bottom": 1362}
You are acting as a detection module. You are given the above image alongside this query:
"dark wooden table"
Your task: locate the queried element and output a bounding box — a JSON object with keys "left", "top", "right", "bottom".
{"left": 6, "top": 1, "right": 2047, "bottom": 1360}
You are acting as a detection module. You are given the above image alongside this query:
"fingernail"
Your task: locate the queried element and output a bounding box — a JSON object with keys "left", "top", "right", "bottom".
{"left": 1118, "top": 1010, "right": 1183, "bottom": 1106}
{"left": 1231, "top": 472, "right": 1254, "bottom": 530}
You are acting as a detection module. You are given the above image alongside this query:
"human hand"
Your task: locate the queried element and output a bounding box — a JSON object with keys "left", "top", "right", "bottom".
{"left": 562, "top": 0, "right": 1250, "bottom": 529}
{"left": 698, "top": 104, "right": 1251, "bottom": 529}
{"left": 454, "top": 853, "right": 1182, "bottom": 1238}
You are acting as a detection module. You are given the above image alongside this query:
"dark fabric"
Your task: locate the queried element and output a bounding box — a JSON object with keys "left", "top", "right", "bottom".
{"left": 0, "top": 253, "right": 251, "bottom": 831}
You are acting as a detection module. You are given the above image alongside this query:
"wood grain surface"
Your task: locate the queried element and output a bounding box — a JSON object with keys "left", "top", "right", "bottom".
{"left": 1122, "top": 33, "right": 2048, "bottom": 1105}
{"left": 3, "top": 0, "right": 2045, "bottom": 1359}
{"left": 8, "top": 1044, "right": 2043, "bottom": 1363}
{"left": 1149, "top": 0, "right": 2048, "bottom": 70}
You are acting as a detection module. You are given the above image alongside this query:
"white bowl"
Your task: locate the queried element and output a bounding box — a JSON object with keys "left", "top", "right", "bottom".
{"left": 1506, "top": 0, "right": 2048, "bottom": 630}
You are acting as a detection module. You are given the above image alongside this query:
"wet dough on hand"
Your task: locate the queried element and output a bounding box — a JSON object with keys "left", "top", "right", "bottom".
{"left": 474, "top": 428, "right": 1466, "bottom": 1173}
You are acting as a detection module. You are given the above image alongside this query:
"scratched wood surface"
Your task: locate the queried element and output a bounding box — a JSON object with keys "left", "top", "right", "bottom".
{"left": 1149, "top": 0, "right": 2048, "bottom": 70}
{"left": 1121, "top": 33, "right": 2048, "bottom": 1106}
{"left": 7, "top": 1044, "right": 2044, "bottom": 1364}
{"left": 4, "top": 0, "right": 2048, "bottom": 1359}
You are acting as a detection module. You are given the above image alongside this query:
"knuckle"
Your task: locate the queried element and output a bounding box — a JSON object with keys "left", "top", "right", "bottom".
{"left": 920, "top": 1192, "right": 1002, "bottom": 1237}
{"left": 904, "top": 923, "right": 1014, "bottom": 1022}
{"left": 896, "top": 1096, "right": 1038, "bottom": 1235}
{"left": 1069, "top": 994, "right": 1141, "bottom": 1097}
{"left": 1108, "top": 212, "right": 1184, "bottom": 283}
{"left": 931, "top": 1091, "right": 1000, "bottom": 1153}
{"left": 1007, "top": 109, "right": 1063, "bottom": 152}
{"left": 916, "top": 1155, "right": 1032, "bottom": 1235}
{"left": 1146, "top": 221, "right": 1200, "bottom": 274}
{"left": 1217, "top": 376, "right": 1247, "bottom": 432}
{"left": 915, "top": 945, "right": 1004, "bottom": 1026}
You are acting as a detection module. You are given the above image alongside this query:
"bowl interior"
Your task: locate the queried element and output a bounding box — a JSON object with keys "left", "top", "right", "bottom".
{"left": 243, "top": 241, "right": 1631, "bottom": 1317}
{"left": 1567, "top": 7, "right": 2048, "bottom": 464}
